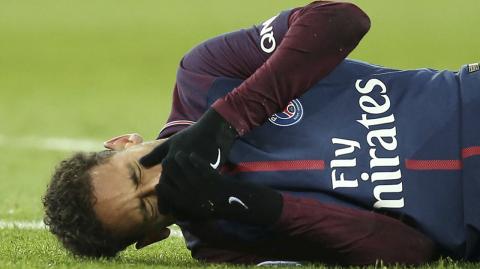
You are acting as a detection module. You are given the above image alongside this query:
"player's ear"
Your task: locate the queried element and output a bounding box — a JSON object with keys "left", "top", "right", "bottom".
{"left": 135, "top": 227, "right": 170, "bottom": 250}
{"left": 104, "top": 133, "right": 143, "bottom": 150}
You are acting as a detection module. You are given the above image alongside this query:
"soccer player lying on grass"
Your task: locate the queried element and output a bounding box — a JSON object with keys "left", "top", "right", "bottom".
{"left": 43, "top": 0, "right": 480, "bottom": 265}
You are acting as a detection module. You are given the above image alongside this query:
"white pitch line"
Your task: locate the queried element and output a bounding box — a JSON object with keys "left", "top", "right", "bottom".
{"left": 0, "top": 220, "right": 46, "bottom": 230}
{"left": 0, "top": 220, "right": 184, "bottom": 238}
{"left": 0, "top": 134, "right": 104, "bottom": 152}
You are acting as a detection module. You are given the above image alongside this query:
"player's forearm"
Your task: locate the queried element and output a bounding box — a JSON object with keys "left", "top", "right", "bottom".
{"left": 213, "top": 1, "right": 371, "bottom": 135}
{"left": 272, "top": 194, "right": 437, "bottom": 265}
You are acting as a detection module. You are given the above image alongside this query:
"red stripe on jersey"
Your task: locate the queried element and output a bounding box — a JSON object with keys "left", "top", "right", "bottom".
{"left": 231, "top": 160, "right": 325, "bottom": 173}
{"left": 404, "top": 146, "right": 480, "bottom": 170}
{"left": 405, "top": 159, "right": 462, "bottom": 170}
{"left": 462, "top": 146, "right": 480, "bottom": 159}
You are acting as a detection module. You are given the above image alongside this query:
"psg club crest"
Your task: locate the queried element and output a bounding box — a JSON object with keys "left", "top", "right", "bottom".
{"left": 268, "top": 99, "right": 303, "bottom": 127}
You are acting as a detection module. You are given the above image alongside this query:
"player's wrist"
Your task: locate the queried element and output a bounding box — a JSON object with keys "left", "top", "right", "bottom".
{"left": 191, "top": 108, "right": 238, "bottom": 169}
{"left": 201, "top": 107, "right": 238, "bottom": 145}
{"left": 211, "top": 98, "right": 250, "bottom": 136}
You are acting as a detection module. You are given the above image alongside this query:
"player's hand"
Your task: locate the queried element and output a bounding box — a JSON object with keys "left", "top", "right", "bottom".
{"left": 140, "top": 108, "right": 238, "bottom": 172}
{"left": 155, "top": 151, "right": 283, "bottom": 226}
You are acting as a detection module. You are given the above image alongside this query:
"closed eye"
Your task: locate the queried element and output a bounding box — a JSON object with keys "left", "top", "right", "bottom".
{"left": 139, "top": 199, "right": 149, "bottom": 221}
{"left": 144, "top": 199, "right": 156, "bottom": 220}
{"left": 127, "top": 162, "right": 149, "bottom": 220}
{"left": 134, "top": 161, "right": 143, "bottom": 182}
{"left": 128, "top": 163, "right": 140, "bottom": 189}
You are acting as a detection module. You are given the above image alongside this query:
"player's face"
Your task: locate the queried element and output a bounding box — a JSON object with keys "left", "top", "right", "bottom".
{"left": 90, "top": 137, "right": 174, "bottom": 245}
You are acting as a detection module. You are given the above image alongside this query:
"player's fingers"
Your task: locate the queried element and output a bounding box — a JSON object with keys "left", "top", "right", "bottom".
{"left": 158, "top": 183, "right": 191, "bottom": 221}
{"left": 159, "top": 159, "right": 175, "bottom": 185}
{"left": 140, "top": 141, "right": 170, "bottom": 168}
{"left": 155, "top": 181, "right": 177, "bottom": 215}
{"left": 164, "top": 154, "right": 192, "bottom": 191}
{"left": 175, "top": 151, "right": 202, "bottom": 182}
{"left": 189, "top": 152, "right": 217, "bottom": 178}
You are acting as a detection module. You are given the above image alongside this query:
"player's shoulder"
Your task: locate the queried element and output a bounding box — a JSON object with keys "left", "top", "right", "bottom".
{"left": 178, "top": 8, "right": 294, "bottom": 76}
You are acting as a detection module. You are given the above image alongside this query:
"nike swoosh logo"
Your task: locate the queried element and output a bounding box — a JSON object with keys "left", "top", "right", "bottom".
{"left": 228, "top": 196, "right": 249, "bottom": 210}
{"left": 210, "top": 148, "right": 221, "bottom": 169}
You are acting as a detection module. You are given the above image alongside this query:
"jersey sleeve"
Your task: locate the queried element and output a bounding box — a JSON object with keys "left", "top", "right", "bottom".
{"left": 191, "top": 194, "right": 436, "bottom": 265}
{"left": 211, "top": 1, "right": 370, "bottom": 135}
{"left": 269, "top": 194, "right": 437, "bottom": 265}
{"left": 157, "top": 1, "right": 370, "bottom": 139}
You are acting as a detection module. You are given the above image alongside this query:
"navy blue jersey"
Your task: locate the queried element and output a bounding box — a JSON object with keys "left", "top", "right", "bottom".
{"left": 169, "top": 60, "right": 480, "bottom": 259}
{"left": 156, "top": 1, "right": 479, "bottom": 261}
{"left": 213, "top": 60, "right": 480, "bottom": 258}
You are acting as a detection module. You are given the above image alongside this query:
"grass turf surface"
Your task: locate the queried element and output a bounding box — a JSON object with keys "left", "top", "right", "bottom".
{"left": 0, "top": 0, "right": 479, "bottom": 268}
{"left": 2, "top": 229, "right": 480, "bottom": 269}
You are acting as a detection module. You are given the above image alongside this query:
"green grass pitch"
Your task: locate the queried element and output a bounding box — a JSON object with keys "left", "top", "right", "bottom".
{"left": 0, "top": 0, "right": 479, "bottom": 268}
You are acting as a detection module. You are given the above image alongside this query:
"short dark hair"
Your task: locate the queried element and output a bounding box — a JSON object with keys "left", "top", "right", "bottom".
{"left": 43, "top": 151, "right": 133, "bottom": 258}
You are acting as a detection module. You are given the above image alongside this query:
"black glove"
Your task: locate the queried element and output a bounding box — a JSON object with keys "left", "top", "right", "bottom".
{"left": 155, "top": 151, "right": 283, "bottom": 226}
{"left": 140, "top": 108, "right": 238, "bottom": 170}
